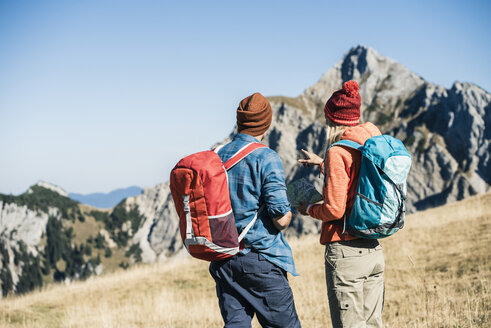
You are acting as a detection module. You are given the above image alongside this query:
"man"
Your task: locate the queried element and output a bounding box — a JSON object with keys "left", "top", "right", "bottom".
{"left": 209, "top": 92, "right": 301, "bottom": 328}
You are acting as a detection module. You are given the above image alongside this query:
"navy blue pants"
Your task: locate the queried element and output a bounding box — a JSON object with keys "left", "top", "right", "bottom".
{"left": 209, "top": 251, "right": 301, "bottom": 328}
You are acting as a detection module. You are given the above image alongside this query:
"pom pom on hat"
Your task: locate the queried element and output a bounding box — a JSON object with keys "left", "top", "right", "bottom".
{"left": 343, "top": 80, "right": 359, "bottom": 97}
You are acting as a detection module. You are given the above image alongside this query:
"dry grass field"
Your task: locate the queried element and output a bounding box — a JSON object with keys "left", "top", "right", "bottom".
{"left": 0, "top": 193, "right": 489, "bottom": 328}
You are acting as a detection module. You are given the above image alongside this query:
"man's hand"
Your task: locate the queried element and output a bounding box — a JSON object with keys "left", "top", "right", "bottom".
{"left": 298, "top": 149, "right": 323, "bottom": 167}
{"left": 296, "top": 202, "right": 309, "bottom": 216}
{"left": 273, "top": 212, "right": 292, "bottom": 231}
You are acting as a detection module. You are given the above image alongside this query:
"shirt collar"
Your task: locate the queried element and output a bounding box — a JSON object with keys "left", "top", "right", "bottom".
{"left": 233, "top": 133, "right": 261, "bottom": 143}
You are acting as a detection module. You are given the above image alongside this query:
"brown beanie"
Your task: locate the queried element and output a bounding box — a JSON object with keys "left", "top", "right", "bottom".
{"left": 236, "top": 92, "right": 272, "bottom": 136}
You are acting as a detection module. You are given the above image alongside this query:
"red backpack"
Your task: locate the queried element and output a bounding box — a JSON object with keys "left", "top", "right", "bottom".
{"left": 170, "top": 142, "right": 266, "bottom": 261}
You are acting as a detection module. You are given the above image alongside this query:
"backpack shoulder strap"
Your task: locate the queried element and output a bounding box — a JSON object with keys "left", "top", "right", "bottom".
{"left": 238, "top": 211, "right": 258, "bottom": 242}
{"left": 328, "top": 140, "right": 364, "bottom": 151}
{"left": 221, "top": 143, "right": 266, "bottom": 241}
{"left": 323, "top": 140, "right": 364, "bottom": 185}
{"left": 222, "top": 142, "right": 267, "bottom": 171}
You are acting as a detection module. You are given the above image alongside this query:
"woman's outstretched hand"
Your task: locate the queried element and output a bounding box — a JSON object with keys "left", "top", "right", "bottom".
{"left": 296, "top": 201, "right": 309, "bottom": 215}
{"left": 298, "top": 149, "right": 323, "bottom": 167}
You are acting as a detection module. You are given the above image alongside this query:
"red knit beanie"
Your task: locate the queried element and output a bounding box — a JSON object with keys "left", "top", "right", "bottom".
{"left": 237, "top": 92, "right": 272, "bottom": 136}
{"left": 324, "top": 80, "right": 361, "bottom": 126}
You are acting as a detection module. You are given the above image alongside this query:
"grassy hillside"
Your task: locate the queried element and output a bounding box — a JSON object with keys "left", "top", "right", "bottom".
{"left": 0, "top": 193, "right": 489, "bottom": 328}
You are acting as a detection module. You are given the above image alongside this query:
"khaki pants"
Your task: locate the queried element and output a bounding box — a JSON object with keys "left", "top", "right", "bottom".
{"left": 325, "top": 239, "right": 385, "bottom": 328}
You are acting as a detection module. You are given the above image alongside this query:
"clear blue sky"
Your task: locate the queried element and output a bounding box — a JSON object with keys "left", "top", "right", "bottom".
{"left": 1, "top": 0, "right": 490, "bottom": 195}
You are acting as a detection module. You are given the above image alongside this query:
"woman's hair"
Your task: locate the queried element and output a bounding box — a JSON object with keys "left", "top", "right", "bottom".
{"left": 325, "top": 117, "right": 350, "bottom": 149}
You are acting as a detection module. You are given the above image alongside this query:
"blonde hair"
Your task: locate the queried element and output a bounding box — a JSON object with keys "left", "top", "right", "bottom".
{"left": 324, "top": 117, "right": 350, "bottom": 156}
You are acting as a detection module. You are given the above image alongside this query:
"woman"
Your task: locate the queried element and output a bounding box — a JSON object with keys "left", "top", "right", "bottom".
{"left": 297, "top": 80, "right": 385, "bottom": 328}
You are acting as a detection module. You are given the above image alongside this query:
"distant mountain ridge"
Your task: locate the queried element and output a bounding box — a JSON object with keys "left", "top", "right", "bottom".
{"left": 69, "top": 186, "right": 143, "bottom": 209}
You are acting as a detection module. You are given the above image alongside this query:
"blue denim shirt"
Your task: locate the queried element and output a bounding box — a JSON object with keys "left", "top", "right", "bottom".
{"left": 218, "top": 133, "right": 298, "bottom": 276}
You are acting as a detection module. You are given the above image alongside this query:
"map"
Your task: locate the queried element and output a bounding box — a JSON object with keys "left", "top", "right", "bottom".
{"left": 287, "top": 178, "right": 323, "bottom": 207}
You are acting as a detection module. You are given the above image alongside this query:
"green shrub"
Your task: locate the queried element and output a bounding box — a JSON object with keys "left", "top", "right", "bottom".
{"left": 417, "top": 138, "right": 426, "bottom": 153}
{"left": 104, "top": 247, "right": 112, "bottom": 258}
{"left": 0, "top": 240, "right": 13, "bottom": 296}
{"left": 45, "top": 216, "right": 68, "bottom": 267}
{"left": 406, "top": 135, "right": 416, "bottom": 147}
{"left": 366, "top": 103, "right": 377, "bottom": 112}
{"left": 90, "top": 211, "right": 109, "bottom": 223}
{"left": 94, "top": 233, "right": 106, "bottom": 250}
{"left": 125, "top": 244, "right": 142, "bottom": 263}
{"left": 119, "top": 261, "right": 129, "bottom": 270}
{"left": 84, "top": 244, "right": 92, "bottom": 256}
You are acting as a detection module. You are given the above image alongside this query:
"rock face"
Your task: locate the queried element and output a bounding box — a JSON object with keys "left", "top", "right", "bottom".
{"left": 123, "top": 182, "right": 181, "bottom": 263}
{"left": 397, "top": 82, "right": 491, "bottom": 209}
{"left": 0, "top": 202, "right": 51, "bottom": 293}
{"left": 0, "top": 202, "right": 51, "bottom": 253}
{"left": 132, "top": 45, "right": 490, "bottom": 260}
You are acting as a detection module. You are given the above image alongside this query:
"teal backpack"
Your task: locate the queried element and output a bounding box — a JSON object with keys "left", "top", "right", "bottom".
{"left": 327, "top": 135, "right": 412, "bottom": 239}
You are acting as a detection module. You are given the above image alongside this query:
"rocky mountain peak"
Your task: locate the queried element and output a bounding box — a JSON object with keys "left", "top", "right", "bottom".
{"left": 336, "top": 45, "right": 418, "bottom": 82}
{"left": 300, "top": 45, "right": 425, "bottom": 122}
{"left": 31, "top": 181, "right": 69, "bottom": 198}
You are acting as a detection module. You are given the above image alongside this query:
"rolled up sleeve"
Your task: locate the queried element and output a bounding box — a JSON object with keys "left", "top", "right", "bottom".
{"left": 260, "top": 152, "right": 291, "bottom": 218}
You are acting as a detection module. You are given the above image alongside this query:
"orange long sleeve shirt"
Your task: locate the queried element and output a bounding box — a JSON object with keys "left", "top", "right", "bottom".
{"left": 308, "top": 122, "right": 381, "bottom": 244}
